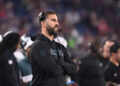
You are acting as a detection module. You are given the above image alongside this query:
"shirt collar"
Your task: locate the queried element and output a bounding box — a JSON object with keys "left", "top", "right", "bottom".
{"left": 36, "top": 34, "right": 55, "bottom": 43}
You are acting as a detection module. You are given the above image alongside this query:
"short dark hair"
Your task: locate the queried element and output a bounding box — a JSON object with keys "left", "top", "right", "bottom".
{"left": 102, "top": 39, "right": 115, "bottom": 46}
{"left": 0, "top": 32, "right": 20, "bottom": 55}
{"left": 110, "top": 43, "right": 120, "bottom": 54}
{"left": 89, "top": 39, "right": 100, "bottom": 55}
{"left": 39, "top": 10, "right": 56, "bottom": 22}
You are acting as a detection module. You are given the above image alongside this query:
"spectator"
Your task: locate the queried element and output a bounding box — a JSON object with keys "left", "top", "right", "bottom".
{"left": 104, "top": 43, "right": 120, "bottom": 84}
{"left": 0, "top": 31, "right": 21, "bottom": 86}
{"left": 18, "top": 35, "right": 33, "bottom": 86}
{"left": 78, "top": 39, "right": 105, "bottom": 86}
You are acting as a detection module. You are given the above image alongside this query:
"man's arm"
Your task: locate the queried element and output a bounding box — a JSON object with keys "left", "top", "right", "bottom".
{"left": 57, "top": 46, "right": 77, "bottom": 75}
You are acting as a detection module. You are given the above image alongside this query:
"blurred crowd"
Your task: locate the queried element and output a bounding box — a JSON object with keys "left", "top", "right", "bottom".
{"left": 0, "top": 0, "right": 120, "bottom": 86}
{"left": 0, "top": 0, "right": 120, "bottom": 58}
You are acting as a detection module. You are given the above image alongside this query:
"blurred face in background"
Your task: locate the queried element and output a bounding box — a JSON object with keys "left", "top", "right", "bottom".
{"left": 103, "top": 41, "right": 114, "bottom": 58}
{"left": 117, "top": 49, "right": 120, "bottom": 62}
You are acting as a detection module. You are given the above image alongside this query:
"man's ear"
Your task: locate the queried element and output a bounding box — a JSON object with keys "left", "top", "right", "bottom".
{"left": 41, "top": 21, "right": 46, "bottom": 27}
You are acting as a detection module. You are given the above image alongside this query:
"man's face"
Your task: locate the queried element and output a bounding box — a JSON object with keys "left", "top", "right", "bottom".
{"left": 103, "top": 41, "right": 114, "bottom": 58}
{"left": 45, "top": 14, "right": 59, "bottom": 36}
{"left": 117, "top": 49, "right": 120, "bottom": 62}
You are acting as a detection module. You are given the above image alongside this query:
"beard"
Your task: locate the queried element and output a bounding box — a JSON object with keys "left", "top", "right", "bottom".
{"left": 46, "top": 24, "right": 59, "bottom": 37}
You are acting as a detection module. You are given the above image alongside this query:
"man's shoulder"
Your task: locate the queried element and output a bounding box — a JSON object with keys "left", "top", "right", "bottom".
{"left": 78, "top": 54, "right": 94, "bottom": 65}
{"left": 54, "top": 41, "right": 66, "bottom": 49}
{"left": 31, "top": 39, "right": 48, "bottom": 52}
{"left": 105, "top": 62, "right": 116, "bottom": 72}
{"left": 2, "top": 50, "right": 13, "bottom": 60}
{"left": 32, "top": 39, "right": 46, "bottom": 46}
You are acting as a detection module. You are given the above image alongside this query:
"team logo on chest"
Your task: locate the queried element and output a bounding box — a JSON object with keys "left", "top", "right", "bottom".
{"left": 50, "top": 49, "right": 64, "bottom": 56}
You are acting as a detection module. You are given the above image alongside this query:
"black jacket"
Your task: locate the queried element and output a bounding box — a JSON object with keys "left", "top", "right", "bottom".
{"left": 78, "top": 53, "right": 105, "bottom": 86}
{"left": 0, "top": 48, "right": 21, "bottom": 86}
{"left": 30, "top": 34, "right": 77, "bottom": 86}
{"left": 104, "top": 62, "right": 120, "bottom": 84}
{"left": 98, "top": 56, "right": 109, "bottom": 70}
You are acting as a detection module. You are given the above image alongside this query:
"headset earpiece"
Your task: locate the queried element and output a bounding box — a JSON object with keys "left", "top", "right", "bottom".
{"left": 39, "top": 12, "right": 46, "bottom": 21}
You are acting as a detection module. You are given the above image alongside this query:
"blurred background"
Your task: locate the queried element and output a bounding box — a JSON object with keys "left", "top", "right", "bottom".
{"left": 0, "top": 0, "right": 120, "bottom": 59}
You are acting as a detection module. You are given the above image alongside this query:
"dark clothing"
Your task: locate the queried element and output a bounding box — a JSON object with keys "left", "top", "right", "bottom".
{"left": 30, "top": 34, "right": 77, "bottom": 86}
{"left": 104, "top": 62, "right": 120, "bottom": 84}
{"left": 78, "top": 53, "right": 105, "bottom": 86}
{"left": 98, "top": 56, "right": 109, "bottom": 70}
{"left": 0, "top": 48, "right": 21, "bottom": 86}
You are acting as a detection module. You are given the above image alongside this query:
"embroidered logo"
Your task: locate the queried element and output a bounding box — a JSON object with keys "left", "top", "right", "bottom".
{"left": 8, "top": 60, "right": 13, "bottom": 65}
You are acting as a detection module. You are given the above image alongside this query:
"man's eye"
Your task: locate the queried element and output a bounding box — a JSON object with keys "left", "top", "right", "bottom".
{"left": 51, "top": 19, "right": 56, "bottom": 22}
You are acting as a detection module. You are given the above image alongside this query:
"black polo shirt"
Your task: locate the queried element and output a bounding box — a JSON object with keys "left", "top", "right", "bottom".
{"left": 104, "top": 62, "right": 120, "bottom": 84}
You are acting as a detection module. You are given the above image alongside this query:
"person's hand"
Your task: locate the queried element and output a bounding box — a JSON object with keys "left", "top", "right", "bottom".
{"left": 106, "top": 81, "right": 117, "bottom": 86}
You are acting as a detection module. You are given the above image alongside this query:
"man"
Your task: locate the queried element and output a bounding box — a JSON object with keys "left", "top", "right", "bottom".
{"left": 0, "top": 32, "right": 21, "bottom": 86}
{"left": 30, "top": 10, "right": 77, "bottom": 86}
{"left": 104, "top": 43, "right": 120, "bottom": 84}
{"left": 19, "top": 35, "right": 33, "bottom": 86}
{"left": 99, "top": 39, "right": 114, "bottom": 69}
{"left": 78, "top": 40, "right": 105, "bottom": 86}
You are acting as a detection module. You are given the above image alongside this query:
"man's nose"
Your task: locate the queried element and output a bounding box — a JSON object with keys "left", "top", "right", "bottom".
{"left": 56, "top": 22, "right": 59, "bottom": 26}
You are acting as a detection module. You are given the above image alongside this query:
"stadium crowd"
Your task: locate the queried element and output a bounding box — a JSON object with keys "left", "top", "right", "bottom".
{"left": 0, "top": 0, "right": 120, "bottom": 86}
